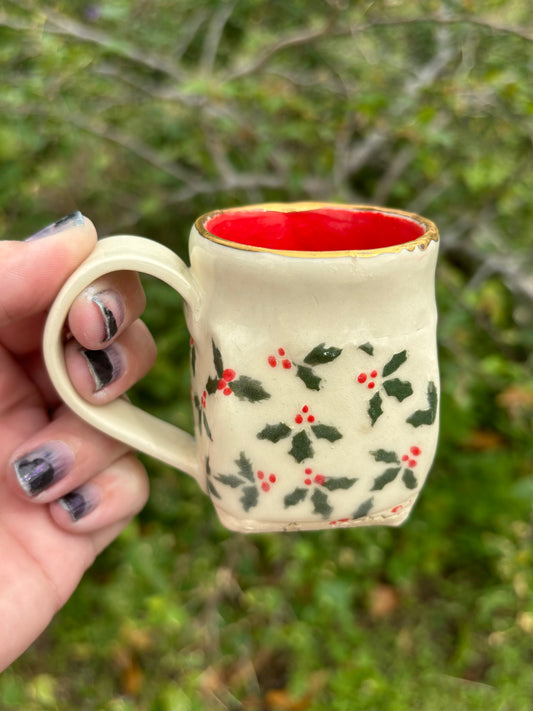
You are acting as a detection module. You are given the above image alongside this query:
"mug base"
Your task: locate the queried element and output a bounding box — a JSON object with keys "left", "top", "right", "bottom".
{"left": 214, "top": 496, "right": 416, "bottom": 533}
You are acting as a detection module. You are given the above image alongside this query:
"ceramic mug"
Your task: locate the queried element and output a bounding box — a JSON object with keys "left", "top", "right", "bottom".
{"left": 43, "top": 202, "right": 440, "bottom": 533}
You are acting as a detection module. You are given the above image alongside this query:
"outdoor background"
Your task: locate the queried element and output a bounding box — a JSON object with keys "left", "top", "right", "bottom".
{"left": 1, "top": 1, "right": 533, "bottom": 709}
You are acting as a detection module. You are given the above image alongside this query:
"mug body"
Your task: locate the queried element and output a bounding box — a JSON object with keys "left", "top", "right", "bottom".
{"left": 186, "top": 203, "right": 439, "bottom": 532}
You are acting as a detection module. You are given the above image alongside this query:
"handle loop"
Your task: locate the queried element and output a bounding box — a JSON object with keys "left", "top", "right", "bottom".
{"left": 43, "top": 235, "right": 204, "bottom": 488}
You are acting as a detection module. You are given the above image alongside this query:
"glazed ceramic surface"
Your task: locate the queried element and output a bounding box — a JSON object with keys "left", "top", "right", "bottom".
{"left": 43, "top": 203, "right": 440, "bottom": 532}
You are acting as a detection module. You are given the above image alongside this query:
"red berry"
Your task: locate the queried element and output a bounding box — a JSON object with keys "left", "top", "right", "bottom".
{"left": 218, "top": 379, "right": 226, "bottom": 390}
{"left": 410, "top": 446, "right": 421, "bottom": 456}
{"left": 261, "top": 482, "right": 270, "bottom": 492}
{"left": 223, "top": 387, "right": 232, "bottom": 396}
{"left": 257, "top": 471, "right": 265, "bottom": 479}
{"left": 307, "top": 415, "right": 315, "bottom": 423}
{"left": 370, "top": 369, "right": 378, "bottom": 378}
{"left": 295, "top": 414, "right": 303, "bottom": 424}
{"left": 368, "top": 382, "right": 375, "bottom": 389}
{"left": 278, "top": 348, "right": 285, "bottom": 356}
{"left": 305, "top": 468, "right": 312, "bottom": 474}
{"left": 409, "top": 459, "right": 417, "bottom": 468}
{"left": 314, "top": 474, "right": 325, "bottom": 485}
{"left": 282, "top": 359, "right": 292, "bottom": 369}
{"left": 305, "top": 478, "right": 312, "bottom": 485}
{"left": 358, "top": 373, "right": 367, "bottom": 384}
{"left": 268, "top": 355, "right": 277, "bottom": 368}
{"left": 203, "top": 390, "right": 207, "bottom": 398}
{"left": 269, "top": 474, "right": 276, "bottom": 483}
{"left": 223, "top": 368, "right": 236, "bottom": 382}
{"left": 402, "top": 454, "right": 409, "bottom": 462}
{"left": 302, "top": 405, "right": 309, "bottom": 413}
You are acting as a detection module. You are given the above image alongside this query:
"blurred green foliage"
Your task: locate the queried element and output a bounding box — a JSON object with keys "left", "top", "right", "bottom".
{"left": 1, "top": 0, "right": 533, "bottom": 709}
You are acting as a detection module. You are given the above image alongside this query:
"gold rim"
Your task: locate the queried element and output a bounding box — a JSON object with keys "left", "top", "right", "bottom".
{"left": 195, "top": 202, "right": 439, "bottom": 258}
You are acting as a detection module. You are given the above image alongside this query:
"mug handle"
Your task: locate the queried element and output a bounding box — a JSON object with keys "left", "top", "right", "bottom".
{"left": 43, "top": 235, "right": 205, "bottom": 490}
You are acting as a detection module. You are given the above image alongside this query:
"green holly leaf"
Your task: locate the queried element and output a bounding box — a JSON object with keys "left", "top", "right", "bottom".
{"left": 304, "top": 343, "right": 343, "bottom": 366}
{"left": 257, "top": 423, "right": 292, "bottom": 443}
{"left": 284, "top": 488, "right": 308, "bottom": 508}
{"left": 402, "top": 468, "right": 418, "bottom": 489}
{"left": 383, "top": 378, "right": 413, "bottom": 402}
{"left": 206, "top": 376, "right": 220, "bottom": 395}
{"left": 368, "top": 391, "right": 383, "bottom": 426}
{"left": 215, "top": 474, "right": 244, "bottom": 488}
{"left": 311, "top": 488, "right": 333, "bottom": 518}
{"left": 202, "top": 412, "right": 213, "bottom": 441}
{"left": 371, "top": 466, "right": 401, "bottom": 490}
{"left": 207, "top": 480, "right": 221, "bottom": 499}
{"left": 240, "top": 485, "right": 259, "bottom": 511}
{"left": 311, "top": 424, "right": 343, "bottom": 442}
{"left": 407, "top": 381, "right": 438, "bottom": 427}
{"left": 359, "top": 342, "right": 374, "bottom": 356}
{"left": 296, "top": 365, "right": 321, "bottom": 391}
{"left": 289, "top": 430, "right": 314, "bottom": 462}
{"left": 353, "top": 497, "right": 374, "bottom": 518}
{"left": 371, "top": 449, "right": 400, "bottom": 463}
{"left": 230, "top": 376, "right": 270, "bottom": 402}
{"left": 191, "top": 345, "right": 196, "bottom": 376}
{"left": 382, "top": 350, "right": 407, "bottom": 377}
{"left": 212, "top": 341, "right": 224, "bottom": 378}
{"left": 235, "top": 452, "right": 254, "bottom": 482}
{"left": 322, "top": 476, "right": 357, "bottom": 491}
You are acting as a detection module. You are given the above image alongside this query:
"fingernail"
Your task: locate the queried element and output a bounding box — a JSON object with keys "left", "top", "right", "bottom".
{"left": 13, "top": 441, "right": 75, "bottom": 497}
{"left": 81, "top": 344, "right": 122, "bottom": 392}
{"left": 91, "top": 290, "right": 124, "bottom": 342}
{"left": 25, "top": 211, "right": 84, "bottom": 241}
{"left": 58, "top": 485, "right": 99, "bottom": 522}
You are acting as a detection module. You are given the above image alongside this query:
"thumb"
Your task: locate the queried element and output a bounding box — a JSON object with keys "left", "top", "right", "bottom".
{"left": 0, "top": 213, "right": 98, "bottom": 328}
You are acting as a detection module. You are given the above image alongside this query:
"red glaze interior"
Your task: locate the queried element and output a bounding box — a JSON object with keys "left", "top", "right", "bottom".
{"left": 205, "top": 208, "right": 425, "bottom": 252}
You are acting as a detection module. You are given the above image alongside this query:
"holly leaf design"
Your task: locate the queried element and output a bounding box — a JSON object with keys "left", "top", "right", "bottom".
{"left": 205, "top": 376, "right": 220, "bottom": 395}
{"left": 289, "top": 430, "right": 314, "bottom": 463}
{"left": 371, "top": 449, "right": 400, "bottom": 464}
{"left": 368, "top": 391, "right": 383, "bottom": 426}
{"left": 215, "top": 474, "right": 243, "bottom": 488}
{"left": 230, "top": 376, "right": 270, "bottom": 402}
{"left": 202, "top": 412, "right": 213, "bottom": 441}
{"left": 322, "top": 476, "right": 357, "bottom": 491}
{"left": 257, "top": 423, "right": 292, "bottom": 443}
{"left": 359, "top": 342, "right": 374, "bottom": 356}
{"left": 235, "top": 451, "right": 254, "bottom": 483}
{"left": 353, "top": 497, "right": 374, "bottom": 519}
{"left": 371, "top": 466, "right": 401, "bottom": 491}
{"left": 311, "top": 488, "right": 333, "bottom": 518}
{"left": 296, "top": 365, "right": 321, "bottom": 391}
{"left": 310, "top": 424, "right": 343, "bottom": 442}
{"left": 240, "top": 485, "right": 259, "bottom": 511}
{"left": 402, "top": 468, "right": 418, "bottom": 489}
{"left": 382, "top": 350, "right": 407, "bottom": 377}
{"left": 191, "top": 345, "right": 196, "bottom": 376}
{"left": 383, "top": 378, "right": 413, "bottom": 402}
{"left": 284, "top": 488, "right": 309, "bottom": 508}
{"left": 304, "top": 343, "right": 343, "bottom": 366}
{"left": 212, "top": 341, "right": 224, "bottom": 378}
{"left": 207, "top": 480, "right": 221, "bottom": 499}
{"left": 407, "top": 381, "right": 438, "bottom": 427}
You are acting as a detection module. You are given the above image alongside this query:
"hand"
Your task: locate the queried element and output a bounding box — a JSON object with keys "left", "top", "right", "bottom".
{"left": 0, "top": 213, "right": 155, "bottom": 670}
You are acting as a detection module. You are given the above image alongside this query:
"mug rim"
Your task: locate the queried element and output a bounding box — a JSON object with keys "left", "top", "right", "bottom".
{"left": 195, "top": 202, "right": 439, "bottom": 258}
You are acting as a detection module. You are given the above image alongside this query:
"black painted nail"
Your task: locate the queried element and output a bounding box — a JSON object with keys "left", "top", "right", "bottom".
{"left": 81, "top": 344, "right": 122, "bottom": 392}
{"left": 13, "top": 442, "right": 74, "bottom": 497}
{"left": 91, "top": 290, "right": 123, "bottom": 342}
{"left": 25, "top": 211, "right": 84, "bottom": 241}
{"left": 59, "top": 486, "right": 99, "bottom": 522}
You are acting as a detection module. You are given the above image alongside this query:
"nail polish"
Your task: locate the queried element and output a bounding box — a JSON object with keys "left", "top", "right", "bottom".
{"left": 13, "top": 442, "right": 74, "bottom": 497}
{"left": 81, "top": 344, "right": 122, "bottom": 392}
{"left": 25, "top": 211, "right": 84, "bottom": 241}
{"left": 91, "top": 290, "right": 124, "bottom": 342}
{"left": 59, "top": 486, "right": 99, "bottom": 522}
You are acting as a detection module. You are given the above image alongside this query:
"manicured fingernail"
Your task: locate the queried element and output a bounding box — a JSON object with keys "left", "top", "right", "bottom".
{"left": 81, "top": 344, "right": 122, "bottom": 392}
{"left": 58, "top": 485, "right": 99, "bottom": 522}
{"left": 25, "top": 211, "right": 84, "bottom": 241}
{"left": 13, "top": 442, "right": 74, "bottom": 497}
{"left": 91, "top": 290, "right": 124, "bottom": 342}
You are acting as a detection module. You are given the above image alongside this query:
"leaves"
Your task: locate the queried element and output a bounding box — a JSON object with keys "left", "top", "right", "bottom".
{"left": 240, "top": 485, "right": 259, "bottom": 511}
{"left": 295, "top": 365, "right": 322, "bottom": 391}
{"left": 353, "top": 497, "right": 374, "bottom": 519}
{"left": 215, "top": 474, "right": 243, "bottom": 488}
{"left": 371, "top": 467, "right": 401, "bottom": 491}
{"left": 284, "top": 488, "right": 308, "bottom": 508}
{"left": 229, "top": 376, "right": 270, "bottom": 402}
{"left": 382, "top": 350, "right": 407, "bottom": 377}
{"left": 371, "top": 449, "right": 400, "bottom": 463}
{"left": 322, "top": 476, "right": 357, "bottom": 491}
{"left": 359, "top": 342, "right": 374, "bottom": 356}
{"left": 407, "top": 381, "right": 438, "bottom": 427}
{"left": 213, "top": 341, "right": 224, "bottom": 379}
{"left": 383, "top": 378, "right": 413, "bottom": 402}
{"left": 310, "top": 424, "right": 342, "bottom": 442}
{"left": 402, "top": 468, "right": 418, "bottom": 489}
{"left": 289, "top": 430, "right": 314, "bottom": 462}
{"left": 304, "top": 343, "right": 342, "bottom": 366}
{"left": 257, "top": 423, "right": 292, "bottom": 443}
{"left": 368, "top": 391, "right": 383, "bottom": 426}
{"left": 235, "top": 451, "right": 255, "bottom": 482}
{"left": 311, "top": 488, "right": 333, "bottom": 518}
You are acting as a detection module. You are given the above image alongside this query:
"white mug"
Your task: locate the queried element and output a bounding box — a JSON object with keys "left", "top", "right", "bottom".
{"left": 44, "top": 202, "right": 440, "bottom": 532}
